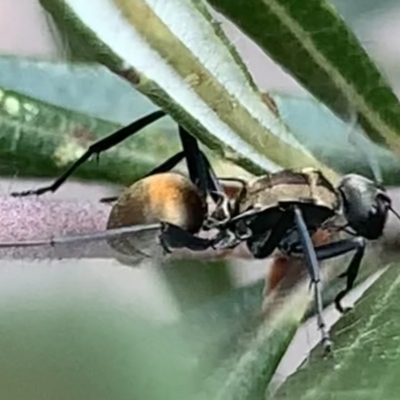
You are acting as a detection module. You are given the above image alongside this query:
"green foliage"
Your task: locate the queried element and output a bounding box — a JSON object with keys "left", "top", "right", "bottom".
{"left": 1, "top": 56, "right": 400, "bottom": 185}
{"left": 208, "top": 0, "right": 400, "bottom": 154}
{"left": 38, "top": 0, "right": 339, "bottom": 181}
{"left": 1, "top": 0, "right": 400, "bottom": 399}
{"left": 274, "top": 265, "right": 400, "bottom": 400}
{"left": 0, "top": 85, "right": 180, "bottom": 184}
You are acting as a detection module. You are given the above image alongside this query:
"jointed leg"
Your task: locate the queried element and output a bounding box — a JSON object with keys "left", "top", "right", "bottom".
{"left": 293, "top": 206, "right": 332, "bottom": 352}
{"left": 289, "top": 237, "right": 366, "bottom": 313}
{"left": 100, "top": 151, "right": 186, "bottom": 203}
{"left": 12, "top": 110, "right": 166, "bottom": 197}
{"left": 159, "top": 222, "right": 216, "bottom": 253}
{"left": 178, "top": 126, "right": 225, "bottom": 202}
{"left": 246, "top": 211, "right": 294, "bottom": 259}
{"left": 333, "top": 240, "right": 365, "bottom": 313}
{"left": 101, "top": 127, "right": 227, "bottom": 209}
{"left": 314, "top": 238, "right": 366, "bottom": 313}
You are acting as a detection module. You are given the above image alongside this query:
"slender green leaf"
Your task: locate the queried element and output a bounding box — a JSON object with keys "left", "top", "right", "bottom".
{"left": 208, "top": 0, "right": 400, "bottom": 155}
{"left": 0, "top": 55, "right": 159, "bottom": 125}
{"left": 0, "top": 86, "right": 246, "bottom": 185}
{"left": 38, "top": 0, "right": 339, "bottom": 182}
{"left": 0, "top": 86, "right": 182, "bottom": 184}
{"left": 273, "top": 93, "right": 400, "bottom": 185}
{"left": 2, "top": 55, "right": 400, "bottom": 184}
{"left": 2, "top": 53, "right": 400, "bottom": 187}
{"left": 273, "top": 264, "right": 400, "bottom": 400}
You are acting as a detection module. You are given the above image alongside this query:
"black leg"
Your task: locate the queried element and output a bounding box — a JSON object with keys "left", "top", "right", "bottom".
{"left": 99, "top": 127, "right": 227, "bottom": 209}
{"left": 178, "top": 126, "right": 224, "bottom": 202}
{"left": 289, "top": 237, "right": 366, "bottom": 313}
{"left": 143, "top": 151, "right": 185, "bottom": 177}
{"left": 0, "top": 219, "right": 227, "bottom": 258}
{"left": 246, "top": 211, "right": 294, "bottom": 259}
{"left": 178, "top": 126, "right": 233, "bottom": 228}
{"left": 100, "top": 151, "right": 186, "bottom": 203}
{"left": 293, "top": 206, "right": 332, "bottom": 352}
{"left": 0, "top": 221, "right": 216, "bottom": 253}
{"left": 0, "top": 222, "right": 163, "bottom": 248}
{"left": 11, "top": 110, "right": 166, "bottom": 197}
{"left": 316, "top": 238, "right": 366, "bottom": 313}
{"left": 159, "top": 222, "right": 217, "bottom": 252}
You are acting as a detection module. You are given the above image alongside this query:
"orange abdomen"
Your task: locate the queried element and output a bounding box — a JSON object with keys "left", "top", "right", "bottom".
{"left": 107, "top": 172, "right": 207, "bottom": 232}
{"left": 105, "top": 173, "right": 208, "bottom": 259}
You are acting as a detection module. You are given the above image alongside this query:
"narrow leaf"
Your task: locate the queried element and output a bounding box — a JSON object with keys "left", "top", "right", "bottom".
{"left": 272, "top": 93, "right": 400, "bottom": 185}
{"left": 208, "top": 0, "right": 400, "bottom": 154}
{"left": 0, "top": 56, "right": 249, "bottom": 183}
{"left": 3, "top": 55, "right": 400, "bottom": 185}
{"left": 0, "top": 86, "right": 184, "bottom": 184}
{"left": 273, "top": 264, "right": 400, "bottom": 400}
{"left": 38, "top": 0, "right": 339, "bottom": 182}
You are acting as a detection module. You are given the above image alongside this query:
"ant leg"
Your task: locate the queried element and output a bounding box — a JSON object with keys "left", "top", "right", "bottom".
{"left": 0, "top": 221, "right": 221, "bottom": 254}
{"left": 102, "top": 126, "right": 223, "bottom": 206}
{"left": 178, "top": 126, "right": 224, "bottom": 202}
{"left": 101, "top": 123, "right": 224, "bottom": 205}
{"left": 289, "top": 237, "right": 366, "bottom": 313}
{"left": 0, "top": 220, "right": 222, "bottom": 254}
{"left": 100, "top": 151, "right": 186, "bottom": 203}
{"left": 293, "top": 206, "right": 332, "bottom": 353}
{"left": 179, "top": 126, "right": 235, "bottom": 227}
{"left": 159, "top": 222, "right": 218, "bottom": 252}
{"left": 11, "top": 110, "right": 166, "bottom": 197}
{"left": 313, "top": 238, "right": 365, "bottom": 313}
{"left": 0, "top": 223, "right": 163, "bottom": 248}
{"left": 246, "top": 211, "right": 294, "bottom": 258}
{"left": 143, "top": 151, "right": 185, "bottom": 177}
{"left": 333, "top": 241, "right": 365, "bottom": 313}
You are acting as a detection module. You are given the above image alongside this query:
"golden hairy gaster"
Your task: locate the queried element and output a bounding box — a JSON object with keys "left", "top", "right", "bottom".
{"left": 107, "top": 172, "right": 207, "bottom": 233}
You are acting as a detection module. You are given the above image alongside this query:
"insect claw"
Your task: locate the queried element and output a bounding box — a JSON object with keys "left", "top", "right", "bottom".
{"left": 12, "top": 185, "right": 55, "bottom": 197}
{"left": 334, "top": 290, "right": 349, "bottom": 313}
{"left": 100, "top": 196, "right": 119, "bottom": 204}
{"left": 342, "top": 306, "right": 353, "bottom": 314}
{"left": 322, "top": 338, "right": 333, "bottom": 355}
{"left": 159, "top": 238, "right": 172, "bottom": 255}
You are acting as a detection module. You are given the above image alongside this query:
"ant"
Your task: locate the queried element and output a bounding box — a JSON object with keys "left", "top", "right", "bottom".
{"left": 7, "top": 110, "right": 400, "bottom": 352}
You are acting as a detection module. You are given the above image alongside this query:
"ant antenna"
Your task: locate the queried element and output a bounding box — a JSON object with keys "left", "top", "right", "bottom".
{"left": 389, "top": 206, "right": 400, "bottom": 221}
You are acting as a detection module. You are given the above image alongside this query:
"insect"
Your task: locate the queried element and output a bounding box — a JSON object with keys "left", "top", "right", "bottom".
{"left": 7, "top": 110, "right": 400, "bottom": 352}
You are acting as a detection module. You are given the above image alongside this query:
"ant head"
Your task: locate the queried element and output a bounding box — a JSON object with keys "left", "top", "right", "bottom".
{"left": 337, "top": 174, "right": 398, "bottom": 240}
